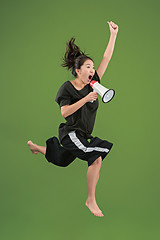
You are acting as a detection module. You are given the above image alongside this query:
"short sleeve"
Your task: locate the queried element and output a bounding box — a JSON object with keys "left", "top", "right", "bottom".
{"left": 92, "top": 70, "right": 100, "bottom": 83}
{"left": 55, "top": 82, "right": 71, "bottom": 107}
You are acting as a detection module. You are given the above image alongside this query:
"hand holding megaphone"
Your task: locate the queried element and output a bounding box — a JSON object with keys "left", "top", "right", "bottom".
{"left": 89, "top": 80, "right": 115, "bottom": 103}
{"left": 85, "top": 91, "right": 98, "bottom": 103}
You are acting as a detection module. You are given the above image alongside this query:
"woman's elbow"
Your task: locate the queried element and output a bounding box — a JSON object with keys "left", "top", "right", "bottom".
{"left": 61, "top": 109, "right": 65, "bottom": 118}
{"left": 61, "top": 105, "right": 69, "bottom": 118}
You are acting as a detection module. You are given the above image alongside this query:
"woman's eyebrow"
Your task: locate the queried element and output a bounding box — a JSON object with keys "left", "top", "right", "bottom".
{"left": 86, "top": 64, "right": 94, "bottom": 66}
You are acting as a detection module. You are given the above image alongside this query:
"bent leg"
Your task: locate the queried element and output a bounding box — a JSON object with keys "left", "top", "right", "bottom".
{"left": 45, "top": 137, "right": 76, "bottom": 167}
{"left": 27, "top": 140, "right": 46, "bottom": 155}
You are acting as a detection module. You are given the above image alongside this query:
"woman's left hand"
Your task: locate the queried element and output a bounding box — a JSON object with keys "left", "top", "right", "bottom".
{"left": 107, "top": 21, "right": 119, "bottom": 36}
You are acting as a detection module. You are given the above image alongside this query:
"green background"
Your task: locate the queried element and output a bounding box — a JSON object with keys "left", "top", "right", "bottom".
{"left": 1, "top": 0, "right": 160, "bottom": 239}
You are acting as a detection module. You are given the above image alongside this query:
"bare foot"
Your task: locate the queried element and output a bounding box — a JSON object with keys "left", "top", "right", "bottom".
{"left": 27, "top": 140, "right": 39, "bottom": 154}
{"left": 85, "top": 199, "right": 104, "bottom": 217}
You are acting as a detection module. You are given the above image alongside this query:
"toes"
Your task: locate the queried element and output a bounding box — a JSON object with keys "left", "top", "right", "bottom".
{"left": 94, "top": 212, "right": 104, "bottom": 217}
{"left": 93, "top": 210, "right": 104, "bottom": 217}
{"left": 27, "top": 140, "right": 34, "bottom": 146}
{"left": 85, "top": 203, "right": 104, "bottom": 217}
{"left": 91, "top": 210, "right": 104, "bottom": 217}
{"left": 32, "top": 150, "right": 39, "bottom": 154}
{"left": 97, "top": 213, "right": 104, "bottom": 217}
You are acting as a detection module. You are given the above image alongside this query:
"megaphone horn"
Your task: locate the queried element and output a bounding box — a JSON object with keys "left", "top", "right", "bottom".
{"left": 90, "top": 80, "right": 115, "bottom": 103}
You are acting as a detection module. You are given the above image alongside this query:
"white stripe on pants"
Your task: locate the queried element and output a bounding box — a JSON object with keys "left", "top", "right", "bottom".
{"left": 68, "top": 131, "right": 110, "bottom": 153}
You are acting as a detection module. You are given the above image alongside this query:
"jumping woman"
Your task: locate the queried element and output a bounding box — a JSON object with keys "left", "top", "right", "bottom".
{"left": 27, "top": 21, "right": 118, "bottom": 217}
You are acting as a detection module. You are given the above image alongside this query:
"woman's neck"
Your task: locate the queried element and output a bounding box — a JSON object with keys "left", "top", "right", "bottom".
{"left": 74, "top": 78, "right": 87, "bottom": 88}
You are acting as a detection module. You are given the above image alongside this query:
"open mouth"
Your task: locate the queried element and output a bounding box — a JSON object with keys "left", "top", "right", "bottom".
{"left": 88, "top": 75, "right": 93, "bottom": 81}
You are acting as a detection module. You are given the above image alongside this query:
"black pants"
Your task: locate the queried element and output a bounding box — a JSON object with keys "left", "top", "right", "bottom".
{"left": 45, "top": 130, "right": 113, "bottom": 167}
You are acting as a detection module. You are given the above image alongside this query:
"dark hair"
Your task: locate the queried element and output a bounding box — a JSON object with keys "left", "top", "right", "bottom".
{"left": 61, "top": 37, "right": 94, "bottom": 77}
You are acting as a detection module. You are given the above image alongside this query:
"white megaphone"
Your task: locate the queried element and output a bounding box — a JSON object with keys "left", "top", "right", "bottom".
{"left": 90, "top": 80, "right": 115, "bottom": 103}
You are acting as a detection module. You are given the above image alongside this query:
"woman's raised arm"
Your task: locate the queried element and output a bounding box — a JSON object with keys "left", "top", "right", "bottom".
{"left": 96, "top": 20, "right": 119, "bottom": 80}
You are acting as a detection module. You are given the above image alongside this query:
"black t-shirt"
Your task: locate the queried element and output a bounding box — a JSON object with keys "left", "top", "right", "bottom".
{"left": 55, "top": 70, "right": 100, "bottom": 144}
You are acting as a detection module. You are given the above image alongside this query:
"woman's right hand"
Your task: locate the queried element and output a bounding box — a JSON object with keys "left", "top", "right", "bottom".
{"left": 85, "top": 91, "right": 98, "bottom": 103}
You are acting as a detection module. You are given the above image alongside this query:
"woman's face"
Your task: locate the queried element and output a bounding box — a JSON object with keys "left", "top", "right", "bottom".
{"left": 76, "top": 59, "right": 95, "bottom": 84}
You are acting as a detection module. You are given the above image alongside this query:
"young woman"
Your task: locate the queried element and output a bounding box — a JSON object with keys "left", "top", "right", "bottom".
{"left": 27, "top": 21, "right": 118, "bottom": 217}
